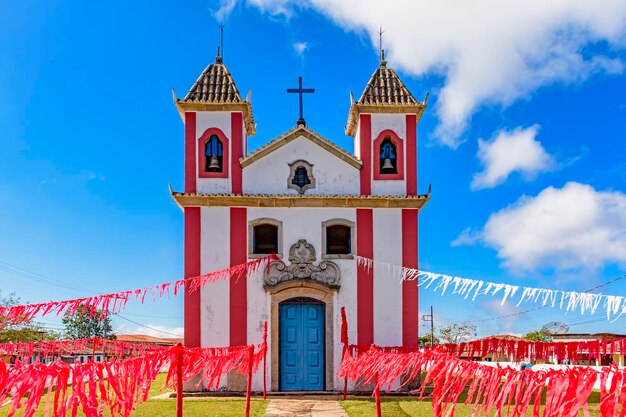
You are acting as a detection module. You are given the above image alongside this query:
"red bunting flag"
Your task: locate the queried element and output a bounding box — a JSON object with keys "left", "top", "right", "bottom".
{"left": 0, "top": 255, "right": 275, "bottom": 329}
{"left": 0, "top": 335, "right": 268, "bottom": 417}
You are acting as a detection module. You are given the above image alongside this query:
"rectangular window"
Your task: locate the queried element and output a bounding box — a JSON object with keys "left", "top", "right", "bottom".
{"left": 253, "top": 225, "right": 278, "bottom": 254}
{"left": 326, "top": 225, "right": 351, "bottom": 254}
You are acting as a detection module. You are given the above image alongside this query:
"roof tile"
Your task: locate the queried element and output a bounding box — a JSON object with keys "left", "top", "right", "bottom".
{"left": 183, "top": 56, "right": 243, "bottom": 103}
{"left": 357, "top": 62, "right": 419, "bottom": 106}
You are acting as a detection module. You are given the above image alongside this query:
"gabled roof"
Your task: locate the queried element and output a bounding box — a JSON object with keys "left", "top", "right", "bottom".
{"left": 240, "top": 124, "right": 362, "bottom": 169}
{"left": 345, "top": 60, "right": 427, "bottom": 136}
{"left": 116, "top": 334, "right": 183, "bottom": 345}
{"left": 357, "top": 61, "right": 419, "bottom": 106}
{"left": 174, "top": 56, "right": 256, "bottom": 135}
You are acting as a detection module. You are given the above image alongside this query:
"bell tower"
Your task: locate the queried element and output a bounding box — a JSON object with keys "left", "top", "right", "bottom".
{"left": 174, "top": 55, "right": 255, "bottom": 196}
{"left": 347, "top": 55, "right": 428, "bottom": 348}
{"left": 174, "top": 54, "right": 255, "bottom": 350}
{"left": 346, "top": 55, "right": 427, "bottom": 196}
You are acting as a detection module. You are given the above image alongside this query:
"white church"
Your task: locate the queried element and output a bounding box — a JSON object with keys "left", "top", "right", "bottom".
{"left": 171, "top": 51, "right": 429, "bottom": 392}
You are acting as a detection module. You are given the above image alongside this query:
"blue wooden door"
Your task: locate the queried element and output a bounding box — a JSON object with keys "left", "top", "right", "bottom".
{"left": 279, "top": 300, "right": 324, "bottom": 391}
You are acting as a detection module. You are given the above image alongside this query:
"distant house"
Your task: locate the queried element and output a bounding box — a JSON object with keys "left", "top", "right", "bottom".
{"left": 551, "top": 333, "right": 626, "bottom": 366}
{"left": 458, "top": 334, "right": 524, "bottom": 363}
{"left": 115, "top": 334, "right": 183, "bottom": 346}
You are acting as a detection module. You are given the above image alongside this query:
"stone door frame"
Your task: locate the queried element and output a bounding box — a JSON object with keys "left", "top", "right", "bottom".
{"left": 267, "top": 281, "right": 336, "bottom": 391}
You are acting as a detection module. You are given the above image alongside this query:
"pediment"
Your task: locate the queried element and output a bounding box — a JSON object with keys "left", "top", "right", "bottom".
{"left": 240, "top": 125, "right": 362, "bottom": 170}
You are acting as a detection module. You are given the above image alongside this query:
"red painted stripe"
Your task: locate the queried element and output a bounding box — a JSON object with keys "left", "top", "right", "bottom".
{"left": 184, "top": 207, "right": 201, "bottom": 347}
{"left": 356, "top": 209, "right": 374, "bottom": 346}
{"left": 230, "top": 207, "right": 247, "bottom": 346}
{"left": 231, "top": 112, "right": 243, "bottom": 194}
{"left": 401, "top": 209, "right": 419, "bottom": 346}
{"left": 406, "top": 114, "right": 417, "bottom": 195}
{"left": 359, "top": 114, "right": 372, "bottom": 195}
{"left": 184, "top": 112, "right": 197, "bottom": 194}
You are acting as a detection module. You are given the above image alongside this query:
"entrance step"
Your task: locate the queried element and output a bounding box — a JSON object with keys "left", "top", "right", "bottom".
{"left": 263, "top": 399, "right": 349, "bottom": 417}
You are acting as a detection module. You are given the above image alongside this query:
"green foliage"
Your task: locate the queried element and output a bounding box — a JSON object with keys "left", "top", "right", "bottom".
{"left": 0, "top": 290, "right": 60, "bottom": 342}
{"left": 438, "top": 321, "right": 477, "bottom": 344}
{"left": 418, "top": 332, "right": 440, "bottom": 346}
{"left": 524, "top": 330, "right": 553, "bottom": 342}
{"left": 62, "top": 303, "right": 115, "bottom": 340}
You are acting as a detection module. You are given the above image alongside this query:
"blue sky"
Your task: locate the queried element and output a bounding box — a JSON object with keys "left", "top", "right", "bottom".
{"left": 1, "top": 0, "right": 626, "bottom": 338}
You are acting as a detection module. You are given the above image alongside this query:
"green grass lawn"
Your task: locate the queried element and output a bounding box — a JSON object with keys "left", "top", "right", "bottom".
{"left": 340, "top": 397, "right": 602, "bottom": 417}
{"left": 0, "top": 373, "right": 268, "bottom": 417}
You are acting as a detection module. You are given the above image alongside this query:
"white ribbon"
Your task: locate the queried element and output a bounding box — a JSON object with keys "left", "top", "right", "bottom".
{"left": 355, "top": 256, "right": 626, "bottom": 320}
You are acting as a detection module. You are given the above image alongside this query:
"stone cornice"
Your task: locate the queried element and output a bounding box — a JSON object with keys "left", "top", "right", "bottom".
{"left": 345, "top": 103, "right": 427, "bottom": 137}
{"left": 174, "top": 99, "right": 256, "bottom": 136}
{"left": 169, "top": 189, "right": 430, "bottom": 210}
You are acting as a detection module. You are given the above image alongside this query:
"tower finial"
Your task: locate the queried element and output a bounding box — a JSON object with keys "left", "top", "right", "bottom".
{"left": 378, "top": 27, "right": 385, "bottom": 65}
{"left": 215, "top": 22, "right": 224, "bottom": 63}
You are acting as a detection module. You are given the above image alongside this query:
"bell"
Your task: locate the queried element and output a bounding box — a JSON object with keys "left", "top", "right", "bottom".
{"left": 208, "top": 156, "right": 221, "bottom": 171}
{"left": 381, "top": 157, "right": 395, "bottom": 172}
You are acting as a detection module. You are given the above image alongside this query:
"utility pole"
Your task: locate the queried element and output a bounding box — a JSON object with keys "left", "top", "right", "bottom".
{"left": 422, "top": 306, "right": 435, "bottom": 348}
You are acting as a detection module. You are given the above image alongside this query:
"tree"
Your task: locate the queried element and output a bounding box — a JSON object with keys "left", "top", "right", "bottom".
{"left": 524, "top": 330, "right": 552, "bottom": 342}
{"left": 0, "top": 290, "right": 60, "bottom": 342}
{"left": 419, "top": 332, "right": 440, "bottom": 346}
{"left": 439, "top": 321, "right": 477, "bottom": 344}
{"left": 62, "top": 304, "right": 115, "bottom": 340}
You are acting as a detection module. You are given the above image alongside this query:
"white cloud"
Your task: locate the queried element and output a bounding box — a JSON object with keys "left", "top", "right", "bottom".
{"left": 471, "top": 125, "right": 554, "bottom": 190}
{"left": 457, "top": 182, "right": 626, "bottom": 271}
{"left": 451, "top": 227, "right": 482, "bottom": 246}
{"left": 292, "top": 41, "right": 308, "bottom": 57}
{"left": 479, "top": 299, "right": 523, "bottom": 336}
{"left": 217, "top": 0, "right": 626, "bottom": 146}
{"left": 213, "top": 0, "right": 238, "bottom": 21}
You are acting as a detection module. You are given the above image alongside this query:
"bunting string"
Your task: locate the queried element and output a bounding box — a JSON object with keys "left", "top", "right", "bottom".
{"left": 0, "top": 255, "right": 276, "bottom": 328}
{"left": 0, "top": 335, "right": 268, "bottom": 417}
{"left": 339, "top": 346, "right": 626, "bottom": 417}
{"left": 0, "top": 338, "right": 168, "bottom": 363}
{"left": 440, "top": 336, "right": 626, "bottom": 363}
{"left": 356, "top": 256, "right": 626, "bottom": 320}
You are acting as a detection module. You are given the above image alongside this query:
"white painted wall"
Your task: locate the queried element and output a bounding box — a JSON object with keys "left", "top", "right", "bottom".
{"left": 199, "top": 207, "right": 230, "bottom": 388}
{"left": 247, "top": 263, "right": 269, "bottom": 391}
{"left": 247, "top": 207, "right": 358, "bottom": 391}
{"left": 371, "top": 114, "right": 407, "bottom": 141}
{"left": 243, "top": 136, "right": 360, "bottom": 195}
{"left": 196, "top": 112, "right": 233, "bottom": 194}
{"left": 353, "top": 123, "right": 362, "bottom": 161}
{"left": 370, "top": 114, "right": 408, "bottom": 196}
{"left": 197, "top": 205, "right": 408, "bottom": 391}
{"left": 373, "top": 209, "right": 403, "bottom": 347}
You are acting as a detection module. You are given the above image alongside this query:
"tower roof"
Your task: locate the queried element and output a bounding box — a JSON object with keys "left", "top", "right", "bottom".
{"left": 357, "top": 62, "right": 419, "bottom": 106}
{"left": 174, "top": 56, "right": 256, "bottom": 135}
{"left": 183, "top": 56, "right": 243, "bottom": 103}
{"left": 345, "top": 61, "right": 427, "bottom": 136}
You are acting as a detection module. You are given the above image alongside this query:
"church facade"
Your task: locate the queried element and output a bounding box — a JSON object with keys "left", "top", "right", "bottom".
{"left": 172, "top": 54, "right": 429, "bottom": 392}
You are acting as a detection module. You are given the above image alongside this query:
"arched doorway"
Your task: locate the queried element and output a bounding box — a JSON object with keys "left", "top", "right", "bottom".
{"left": 279, "top": 298, "right": 325, "bottom": 391}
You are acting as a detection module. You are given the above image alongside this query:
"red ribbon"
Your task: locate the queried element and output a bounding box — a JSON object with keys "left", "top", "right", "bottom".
{"left": 0, "top": 255, "right": 276, "bottom": 328}
{"left": 0, "top": 334, "right": 269, "bottom": 417}
{"left": 0, "top": 338, "right": 167, "bottom": 363}
{"left": 339, "top": 346, "right": 626, "bottom": 417}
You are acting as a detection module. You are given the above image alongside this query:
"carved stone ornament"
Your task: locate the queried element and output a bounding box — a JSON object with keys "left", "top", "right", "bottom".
{"left": 265, "top": 239, "right": 341, "bottom": 289}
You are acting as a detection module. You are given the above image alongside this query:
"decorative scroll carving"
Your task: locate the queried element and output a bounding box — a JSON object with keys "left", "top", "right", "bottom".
{"left": 265, "top": 239, "right": 341, "bottom": 289}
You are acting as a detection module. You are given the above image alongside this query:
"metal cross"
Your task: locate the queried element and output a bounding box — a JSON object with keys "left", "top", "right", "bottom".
{"left": 286, "top": 76, "right": 315, "bottom": 126}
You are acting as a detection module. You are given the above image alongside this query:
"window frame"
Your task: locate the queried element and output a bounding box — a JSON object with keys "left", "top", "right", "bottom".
{"left": 248, "top": 218, "right": 283, "bottom": 259}
{"left": 287, "top": 159, "right": 316, "bottom": 194}
{"left": 197, "top": 127, "right": 229, "bottom": 179}
{"left": 373, "top": 129, "right": 404, "bottom": 180}
{"left": 321, "top": 219, "right": 355, "bottom": 259}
